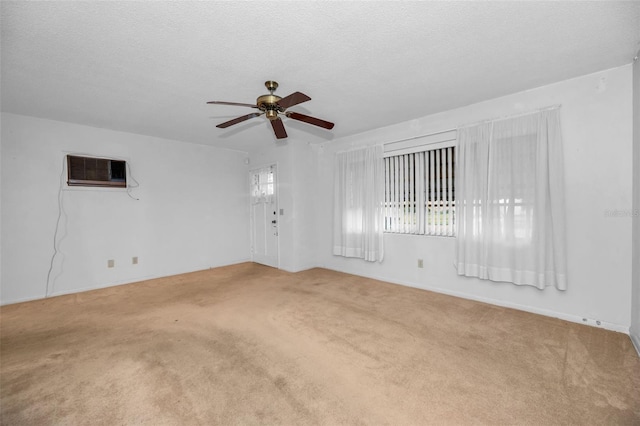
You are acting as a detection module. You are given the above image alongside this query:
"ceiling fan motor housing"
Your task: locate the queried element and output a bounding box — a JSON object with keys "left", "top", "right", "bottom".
{"left": 256, "top": 94, "right": 283, "bottom": 120}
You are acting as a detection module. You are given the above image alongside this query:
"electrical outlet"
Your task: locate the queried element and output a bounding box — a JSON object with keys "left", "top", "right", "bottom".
{"left": 417, "top": 259, "right": 424, "bottom": 268}
{"left": 107, "top": 259, "right": 115, "bottom": 268}
{"left": 132, "top": 256, "right": 138, "bottom": 265}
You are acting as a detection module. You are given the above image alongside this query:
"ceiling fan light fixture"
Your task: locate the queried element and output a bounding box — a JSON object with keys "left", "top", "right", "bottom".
{"left": 265, "top": 109, "right": 279, "bottom": 120}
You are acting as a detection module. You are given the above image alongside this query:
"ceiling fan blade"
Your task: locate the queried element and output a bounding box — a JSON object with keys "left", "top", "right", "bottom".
{"left": 276, "top": 92, "right": 311, "bottom": 110}
{"left": 207, "top": 101, "right": 258, "bottom": 109}
{"left": 216, "top": 112, "right": 263, "bottom": 128}
{"left": 286, "top": 112, "right": 335, "bottom": 130}
{"left": 270, "top": 118, "right": 288, "bottom": 139}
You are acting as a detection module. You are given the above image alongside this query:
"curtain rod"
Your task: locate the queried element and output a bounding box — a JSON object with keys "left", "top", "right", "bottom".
{"left": 384, "top": 127, "right": 457, "bottom": 147}
{"left": 461, "top": 104, "right": 561, "bottom": 129}
{"left": 343, "top": 104, "right": 562, "bottom": 153}
{"left": 383, "top": 104, "right": 561, "bottom": 147}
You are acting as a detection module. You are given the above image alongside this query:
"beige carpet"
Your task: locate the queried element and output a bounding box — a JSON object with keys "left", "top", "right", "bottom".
{"left": 1, "top": 262, "right": 639, "bottom": 425}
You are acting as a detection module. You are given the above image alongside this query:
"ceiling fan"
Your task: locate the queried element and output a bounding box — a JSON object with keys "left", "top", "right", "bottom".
{"left": 207, "top": 81, "right": 334, "bottom": 139}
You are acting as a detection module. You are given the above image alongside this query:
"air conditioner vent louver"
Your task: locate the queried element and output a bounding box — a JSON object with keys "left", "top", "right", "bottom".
{"left": 67, "top": 155, "right": 126, "bottom": 188}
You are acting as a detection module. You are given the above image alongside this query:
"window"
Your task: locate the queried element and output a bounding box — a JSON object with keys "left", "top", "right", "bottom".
{"left": 384, "top": 145, "right": 455, "bottom": 236}
{"left": 67, "top": 155, "right": 127, "bottom": 188}
{"left": 251, "top": 165, "right": 275, "bottom": 204}
{"left": 489, "top": 134, "right": 535, "bottom": 244}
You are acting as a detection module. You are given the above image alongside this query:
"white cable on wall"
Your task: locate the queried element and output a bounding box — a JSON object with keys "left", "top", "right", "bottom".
{"left": 45, "top": 156, "right": 67, "bottom": 297}
{"left": 45, "top": 153, "right": 142, "bottom": 297}
{"left": 126, "top": 162, "right": 140, "bottom": 201}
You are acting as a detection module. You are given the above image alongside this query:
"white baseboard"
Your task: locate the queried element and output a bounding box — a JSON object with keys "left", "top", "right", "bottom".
{"left": 0, "top": 258, "right": 251, "bottom": 306}
{"left": 321, "top": 265, "right": 630, "bottom": 334}
{"left": 279, "top": 265, "right": 316, "bottom": 274}
{"left": 631, "top": 331, "right": 640, "bottom": 358}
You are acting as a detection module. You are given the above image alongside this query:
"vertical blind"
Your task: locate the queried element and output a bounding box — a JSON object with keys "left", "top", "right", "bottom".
{"left": 384, "top": 146, "right": 455, "bottom": 236}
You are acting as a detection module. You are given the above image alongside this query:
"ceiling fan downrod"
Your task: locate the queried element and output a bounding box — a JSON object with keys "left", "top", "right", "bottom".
{"left": 264, "top": 80, "right": 278, "bottom": 94}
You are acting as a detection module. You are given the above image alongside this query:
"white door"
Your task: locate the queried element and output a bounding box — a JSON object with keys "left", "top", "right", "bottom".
{"left": 250, "top": 164, "right": 279, "bottom": 268}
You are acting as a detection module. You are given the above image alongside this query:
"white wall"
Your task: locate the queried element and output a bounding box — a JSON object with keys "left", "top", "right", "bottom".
{"left": 313, "top": 65, "right": 634, "bottom": 332}
{"left": 248, "top": 140, "right": 318, "bottom": 272}
{"left": 291, "top": 141, "right": 322, "bottom": 271}
{"left": 631, "top": 52, "right": 640, "bottom": 353}
{"left": 1, "top": 113, "right": 250, "bottom": 304}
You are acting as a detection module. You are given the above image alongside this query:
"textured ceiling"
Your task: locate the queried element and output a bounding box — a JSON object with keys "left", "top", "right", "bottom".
{"left": 2, "top": 1, "right": 639, "bottom": 152}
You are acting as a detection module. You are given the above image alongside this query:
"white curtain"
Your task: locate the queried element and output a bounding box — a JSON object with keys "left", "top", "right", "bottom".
{"left": 333, "top": 145, "right": 385, "bottom": 262}
{"left": 455, "top": 108, "right": 567, "bottom": 289}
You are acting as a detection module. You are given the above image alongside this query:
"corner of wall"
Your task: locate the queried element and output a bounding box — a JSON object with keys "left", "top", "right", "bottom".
{"left": 631, "top": 332, "right": 640, "bottom": 358}
{"left": 631, "top": 49, "right": 640, "bottom": 357}
{"left": 0, "top": 113, "right": 4, "bottom": 300}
